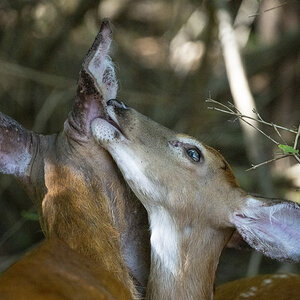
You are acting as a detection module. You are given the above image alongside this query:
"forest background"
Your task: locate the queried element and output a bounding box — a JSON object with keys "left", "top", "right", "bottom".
{"left": 0, "top": 0, "right": 299, "bottom": 284}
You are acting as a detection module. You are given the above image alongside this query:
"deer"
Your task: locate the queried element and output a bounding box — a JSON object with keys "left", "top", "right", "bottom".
{"left": 92, "top": 99, "right": 300, "bottom": 300}
{"left": 0, "top": 21, "right": 150, "bottom": 299}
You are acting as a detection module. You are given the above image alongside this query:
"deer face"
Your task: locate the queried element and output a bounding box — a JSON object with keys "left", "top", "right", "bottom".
{"left": 92, "top": 100, "right": 240, "bottom": 224}
{"left": 92, "top": 99, "right": 300, "bottom": 263}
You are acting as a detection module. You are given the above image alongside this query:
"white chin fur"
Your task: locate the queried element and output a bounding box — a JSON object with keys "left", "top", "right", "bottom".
{"left": 91, "top": 118, "right": 124, "bottom": 145}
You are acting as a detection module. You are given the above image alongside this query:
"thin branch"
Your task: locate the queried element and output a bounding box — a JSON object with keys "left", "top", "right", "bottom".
{"left": 207, "top": 99, "right": 300, "bottom": 168}
{"left": 264, "top": 2, "right": 288, "bottom": 13}
{"left": 246, "top": 155, "right": 291, "bottom": 171}
{"left": 294, "top": 155, "right": 300, "bottom": 164}
{"left": 292, "top": 125, "right": 300, "bottom": 163}
{"left": 206, "top": 99, "right": 297, "bottom": 134}
{"left": 249, "top": 1, "right": 288, "bottom": 17}
{"left": 239, "top": 115, "right": 279, "bottom": 145}
{"left": 207, "top": 101, "right": 280, "bottom": 145}
{"left": 293, "top": 124, "right": 300, "bottom": 149}
{"left": 272, "top": 122, "right": 287, "bottom": 145}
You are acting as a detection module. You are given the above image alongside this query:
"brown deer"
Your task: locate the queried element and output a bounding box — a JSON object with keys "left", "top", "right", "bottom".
{"left": 0, "top": 21, "right": 150, "bottom": 299}
{"left": 92, "top": 99, "right": 300, "bottom": 300}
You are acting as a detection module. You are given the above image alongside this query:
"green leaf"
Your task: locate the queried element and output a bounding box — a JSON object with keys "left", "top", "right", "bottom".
{"left": 21, "top": 211, "right": 39, "bottom": 221}
{"left": 278, "top": 144, "right": 299, "bottom": 155}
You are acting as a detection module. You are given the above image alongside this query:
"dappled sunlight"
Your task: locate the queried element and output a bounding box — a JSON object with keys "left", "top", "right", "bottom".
{"left": 127, "top": 1, "right": 172, "bottom": 22}
{"left": 34, "top": 3, "right": 57, "bottom": 37}
{"left": 133, "top": 37, "right": 164, "bottom": 68}
{"left": 170, "top": 40, "right": 204, "bottom": 74}
{"left": 98, "top": 0, "right": 129, "bottom": 19}
{"left": 169, "top": 10, "right": 207, "bottom": 75}
{"left": 233, "top": 0, "right": 259, "bottom": 47}
{"left": 0, "top": 0, "right": 299, "bottom": 287}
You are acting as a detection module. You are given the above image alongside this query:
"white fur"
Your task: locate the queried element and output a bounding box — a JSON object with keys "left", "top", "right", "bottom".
{"left": 91, "top": 118, "right": 124, "bottom": 144}
{"left": 112, "top": 146, "right": 180, "bottom": 275}
{"left": 92, "top": 118, "right": 160, "bottom": 201}
{"left": 231, "top": 197, "right": 300, "bottom": 262}
{"left": 87, "top": 33, "right": 118, "bottom": 101}
{"left": 239, "top": 286, "right": 257, "bottom": 298}
{"left": 93, "top": 131, "right": 180, "bottom": 273}
{"left": 106, "top": 106, "right": 120, "bottom": 126}
{"left": 109, "top": 146, "right": 160, "bottom": 202}
{"left": 89, "top": 55, "right": 118, "bottom": 100}
{"left": 93, "top": 113, "right": 180, "bottom": 275}
{"left": 150, "top": 208, "right": 179, "bottom": 275}
{"left": 262, "top": 278, "right": 272, "bottom": 285}
{"left": 0, "top": 134, "right": 31, "bottom": 175}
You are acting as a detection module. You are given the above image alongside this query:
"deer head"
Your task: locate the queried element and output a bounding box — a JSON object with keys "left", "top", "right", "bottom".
{"left": 92, "top": 99, "right": 300, "bottom": 299}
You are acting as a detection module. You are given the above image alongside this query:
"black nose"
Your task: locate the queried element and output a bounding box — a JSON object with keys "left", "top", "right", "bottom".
{"left": 107, "top": 99, "right": 129, "bottom": 110}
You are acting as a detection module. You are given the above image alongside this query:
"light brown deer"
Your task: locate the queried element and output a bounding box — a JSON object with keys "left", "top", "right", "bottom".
{"left": 92, "top": 99, "right": 300, "bottom": 300}
{"left": 0, "top": 21, "right": 150, "bottom": 299}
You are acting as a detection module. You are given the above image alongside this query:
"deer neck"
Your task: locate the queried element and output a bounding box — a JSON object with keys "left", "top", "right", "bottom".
{"left": 38, "top": 139, "right": 136, "bottom": 294}
{"left": 147, "top": 206, "right": 231, "bottom": 300}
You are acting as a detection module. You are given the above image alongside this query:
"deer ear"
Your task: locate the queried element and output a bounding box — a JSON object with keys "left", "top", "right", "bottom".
{"left": 66, "top": 20, "right": 118, "bottom": 140}
{"left": 0, "top": 112, "right": 33, "bottom": 177}
{"left": 230, "top": 196, "right": 300, "bottom": 262}
{"left": 83, "top": 19, "right": 118, "bottom": 100}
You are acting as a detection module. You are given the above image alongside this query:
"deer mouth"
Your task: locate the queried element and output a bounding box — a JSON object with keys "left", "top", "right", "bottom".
{"left": 106, "top": 115, "right": 122, "bottom": 133}
{"left": 104, "top": 100, "right": 127, "bottom": 135}
{"left": 91, "top": 100, "right": 128, "bottom": 145}
{"left": 91, "top": 117, "right": 125, "bottom": 145}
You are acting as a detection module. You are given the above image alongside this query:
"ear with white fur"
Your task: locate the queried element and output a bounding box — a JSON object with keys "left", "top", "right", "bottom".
{"left": 65, "top": 20, "right": 118, "bottom": 139}
{"left": 0, "top": 112, "right": 34, "bottom": 177}
{"left": 82, "top": 19, "right": 118, "bottom": 100}
{"left": 230, "top": 196, "right": 300, "bottom": 262}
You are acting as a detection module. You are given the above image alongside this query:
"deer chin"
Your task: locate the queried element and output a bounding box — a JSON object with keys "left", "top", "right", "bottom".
{"left": 92, "top": 117, "right": 126, "bottom": 147}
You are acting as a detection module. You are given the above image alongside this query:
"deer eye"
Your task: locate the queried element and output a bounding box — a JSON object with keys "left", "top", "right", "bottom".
{"left": 186, "top": 148, "right": 201, "bottom": 162}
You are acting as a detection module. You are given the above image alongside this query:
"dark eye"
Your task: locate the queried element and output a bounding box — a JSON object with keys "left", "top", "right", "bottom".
{"left": 186, "top": 148, "right": 201, "bottom": 162}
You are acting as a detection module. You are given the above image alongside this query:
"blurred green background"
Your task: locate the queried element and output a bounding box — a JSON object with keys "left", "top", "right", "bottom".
{"left": 0, "top": 0, "right": 299, "bottom": 285}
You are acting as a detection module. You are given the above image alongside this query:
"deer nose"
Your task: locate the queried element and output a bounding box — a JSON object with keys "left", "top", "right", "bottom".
{"left": 107, "top": 99, "right": 129, "bottom": 110}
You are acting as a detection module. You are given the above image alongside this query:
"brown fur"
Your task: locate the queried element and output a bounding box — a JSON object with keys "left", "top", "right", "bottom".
{"left": 204, "top": 145, "right": 239, "bottom": 188}
{"left": 42, "top": 163, "right": 130, "bottom": 285}
{"left": 0, "top": 22, "right": 150, "bottom": 299}
{"left": 215, "top": 274, "right": 300, "bottom": 300}
{"left": 93, "top": 103, "right": 300, "bottom": 300}
{"left": 0, "top": 238, "right": 132, "bottom": 300}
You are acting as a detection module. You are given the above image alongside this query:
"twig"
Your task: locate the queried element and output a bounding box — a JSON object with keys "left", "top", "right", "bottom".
{"left": 249, "top": 1, "right": 288, "bottom": 17}
{"left": 207, "top": 101, "right": 280, "bottom": 145}
{"left": 292, "top": 124, "right": 300, "bottom": 164}
{"left": 206, "top": 99, "right": 297, "bottom": 134}
{"left": 293, "top": 124, "right": 300, "bottom": 149}
{"left": 246, "top": 154, "right": 291, "bottom": 171}
{"left": 264, "top": 2, "right": 288, "bottom": 13}
{"left": 239, "top": 114, "right": 279, "bottom": 145}
{"left": 271, "top": 122, "right": 287, "bottom": 145}
{"left": 294, "top": 155, "right": 300, "bottom": 164}
{"left": 207, "top": 99, "right": 300, "bottom": 166}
